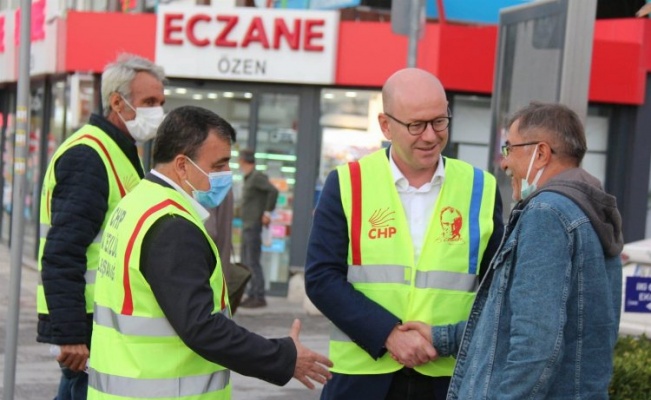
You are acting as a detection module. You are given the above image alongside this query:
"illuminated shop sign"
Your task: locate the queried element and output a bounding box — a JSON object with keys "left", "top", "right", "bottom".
{"left": 156, "top": 5, "right": 339, "bottom": 84}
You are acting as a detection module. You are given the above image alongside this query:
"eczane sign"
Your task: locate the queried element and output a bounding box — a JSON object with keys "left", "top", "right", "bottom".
{"left": 156, "top": 5, "right": 339, "bottom": 84}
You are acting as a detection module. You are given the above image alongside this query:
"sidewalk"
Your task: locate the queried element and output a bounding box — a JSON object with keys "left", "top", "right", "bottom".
{"left": 0, "top": 241, "right": 330, "bottom": 399}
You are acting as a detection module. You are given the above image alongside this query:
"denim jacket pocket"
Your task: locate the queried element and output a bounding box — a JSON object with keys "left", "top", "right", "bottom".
{"left": 490, "top": 239, "right": 517, "bottom": 294}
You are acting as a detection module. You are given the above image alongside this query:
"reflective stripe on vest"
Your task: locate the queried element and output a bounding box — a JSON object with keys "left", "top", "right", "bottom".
{"left": 347, "top": 265, "right": 478, "bottom": 292}
{"left": 89, "top": 368, "right": 230, "bottom": 398}
{"left": 40, "top": 224, "right": 103, "bottom": 245}
{"left": 38, "top": 270, "right": 96, "bottom": 285}
{"left": 94, "top": 304, "right": 231, "bottom": 337}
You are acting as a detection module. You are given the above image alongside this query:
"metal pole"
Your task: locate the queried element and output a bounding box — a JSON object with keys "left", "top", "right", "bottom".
{"left": 407, "top": 0, "right": 420, "bottom": 67}
{"left": 3, "top": 0, "right": 32, "bottom": 398}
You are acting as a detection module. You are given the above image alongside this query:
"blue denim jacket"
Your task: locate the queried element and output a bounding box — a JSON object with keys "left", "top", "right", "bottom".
{"left": 434, "top": 182, "right": 622, "bottom": 400}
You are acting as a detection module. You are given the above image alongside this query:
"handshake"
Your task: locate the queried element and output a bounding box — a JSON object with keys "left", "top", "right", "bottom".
{"left": 386, "top": 321, "right": 436, "bottom": 368}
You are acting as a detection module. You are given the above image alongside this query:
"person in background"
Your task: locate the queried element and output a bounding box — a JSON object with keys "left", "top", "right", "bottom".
{"left": 206, "top": 190, "right": 235, "bottom": 281}
{"left": 37, "top": 53, "right": 166, "bottom": 400}
{"left": 237, "top": 148, "right": 279, "bottom": 309}
{"left": 305, "top": 68, "right": 504, "bottom": 400}
{"left": 88, "top": 105, "right": 332, "bottom": 399}
{"left": 403, "top": 102, "right": 624, "bottom": 399}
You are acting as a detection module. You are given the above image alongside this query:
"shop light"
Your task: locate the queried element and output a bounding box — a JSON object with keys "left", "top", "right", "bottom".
{"left": 192, "top": 94, "right": 203, "bottom": 100}
{"left": 207, "top": 93, "right": 218, "bottom": 99}
{"left": 175, "top": 88, "right": 187, "bottom": 94}
{"left": 323, "top": 93, "right": 335, "bottom": 99}
{"left": 345, "top": 91, "right": 358, "bottom": 98}
{"left": 280, "top": 166, "right": 296, "bottom": 173}
{"left": 223, "top": 92, "right": 235, "bottom": 98}
{"left": 164, "top": 89, "right": 171, "bottom": 95}
{"left": 244, "top": 93, "right": 253, "bottom": 99}
{"left": 256, "top": 153, "right": 297, "bottom": 162}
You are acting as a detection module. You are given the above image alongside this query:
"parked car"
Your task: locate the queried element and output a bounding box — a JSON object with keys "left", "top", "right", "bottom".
{"left": 619, "top": 238, "right": 651, "bottom": 337}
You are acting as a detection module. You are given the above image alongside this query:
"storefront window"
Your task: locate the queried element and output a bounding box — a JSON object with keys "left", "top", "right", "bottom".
{"left": 449, "top": 95, "right": 493, "bottom": 170}
{"left": 254, "top": 93, "right": 299, "bottom": 294}
{"left": 0, "top": 90, "right": 15, "bottom": 241}
{"left": 23, "top": 85, "right": 45, "bottom": 258}
{"left": 49, "top": 79, "right": 67, "bottom": 162}
{"left": 317, "top": 88, "right": 385, "bottom": 192}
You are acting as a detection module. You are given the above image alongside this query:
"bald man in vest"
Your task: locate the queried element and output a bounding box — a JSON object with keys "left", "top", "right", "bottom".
{"left": 305, "top": 68, "right": 504, "bottom": 399}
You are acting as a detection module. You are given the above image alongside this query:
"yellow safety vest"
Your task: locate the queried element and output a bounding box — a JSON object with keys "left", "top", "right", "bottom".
{"left": 37, "top": 125, "right": 142, "bottom": 314}
{"left": 331, "top": 150, "right": 496, "bottom": 377}
{"left": 88, "top": 179, "right": 231, "bottom": 400}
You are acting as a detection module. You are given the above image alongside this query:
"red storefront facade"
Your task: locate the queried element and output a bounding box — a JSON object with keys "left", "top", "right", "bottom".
{"left": 1, "top": 8, "right": 650, "bottom": 291}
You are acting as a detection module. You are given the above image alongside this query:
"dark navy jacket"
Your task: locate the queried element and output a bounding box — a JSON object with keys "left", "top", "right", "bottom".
{"left": 37, "top": 114, "right": 143, "bottom": 347}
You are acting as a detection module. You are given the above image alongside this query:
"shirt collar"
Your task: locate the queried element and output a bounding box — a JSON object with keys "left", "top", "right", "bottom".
{"left": 150, "top": 169, "right": 210, "bottom": 222}
{"left": 389, "top": 152, "right": 446, "bottom": 192}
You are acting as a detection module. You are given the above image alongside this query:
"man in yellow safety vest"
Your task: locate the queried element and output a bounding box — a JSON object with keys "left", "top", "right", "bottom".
{"left": 37, "top": 53, "right": 166, "bottom": 400}
{"left": 88, "top": 105, "right": 332, "bottom": 400}
{"left": 305, "top": 68, "right": 504, "bottom": 400}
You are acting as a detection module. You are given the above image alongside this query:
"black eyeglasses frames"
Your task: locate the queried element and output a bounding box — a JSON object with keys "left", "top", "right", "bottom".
{"left": 384, "top": 109, "right": 453, "bottom": 136}
{"left": 500, "top": 141, "right": 541, "bottom": 157}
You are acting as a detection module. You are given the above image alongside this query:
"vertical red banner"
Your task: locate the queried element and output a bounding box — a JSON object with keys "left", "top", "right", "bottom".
{"left": 13, "top": 0, "right": 47, "bottom": 46}
{"left": 0, "top": 15, "right": 5, "bottom": 53}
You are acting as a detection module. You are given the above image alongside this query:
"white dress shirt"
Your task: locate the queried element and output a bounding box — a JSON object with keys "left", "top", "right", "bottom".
{"left": 389, "top": 152, "right": 445, "bottom": 264}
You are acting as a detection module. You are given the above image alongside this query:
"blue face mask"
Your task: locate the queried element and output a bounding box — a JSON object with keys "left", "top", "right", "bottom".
{"left": 185, "top": 158, "right": 232, "bottom": 209}
{"left": 520, "top": 144, "right": 544, "bottom": 200}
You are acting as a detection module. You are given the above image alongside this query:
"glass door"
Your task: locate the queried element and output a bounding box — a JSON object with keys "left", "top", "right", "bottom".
{"left": 252, "top": 93, "right": 299, "bottom": 295}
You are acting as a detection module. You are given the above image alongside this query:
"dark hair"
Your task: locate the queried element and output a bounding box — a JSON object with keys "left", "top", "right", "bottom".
{"left": 507, "top": 102, "right": 587, "bottom": 164}
{"left": 152, "top": 106, "right": 236, "bottom": 165}
{"left": 238, "top": 148, "right": 256, "bottom": 164}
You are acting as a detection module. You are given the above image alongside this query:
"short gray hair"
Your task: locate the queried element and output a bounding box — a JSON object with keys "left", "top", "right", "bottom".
{"left": 507, "top": 102, "right": 587, "bottom": 164}
{"left": 101, "top": 54, "right": 166, "bottom": 116}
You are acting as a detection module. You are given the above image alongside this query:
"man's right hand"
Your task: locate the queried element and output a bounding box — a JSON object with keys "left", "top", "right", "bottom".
{"left": 57, "top": 344, "right": 89, "bottom": 372}
{"left": 289, "top": 319, "right": 333, "bottom": 389}
{"left": 385, "top": 324, "right": 437, "bottom": 368}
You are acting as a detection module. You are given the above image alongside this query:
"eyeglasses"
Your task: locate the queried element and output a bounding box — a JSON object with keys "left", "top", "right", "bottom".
{"left": 500, "top": 141, "right": 541, "bottom": 158}
{"left": 384, "top": 111, "right": 452, "bottom": 136}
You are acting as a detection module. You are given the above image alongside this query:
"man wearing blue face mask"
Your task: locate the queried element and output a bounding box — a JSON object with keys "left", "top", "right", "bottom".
{"left": 88, "top": 105, "right": 332, "bottom": 400}
{"left": 37, "top": 53, "right": 166, "bottom": 400}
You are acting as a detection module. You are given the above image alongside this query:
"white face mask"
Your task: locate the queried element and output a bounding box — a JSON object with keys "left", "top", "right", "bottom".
{"left": 520, "top": 144, "right": 544, "bottom": 200}
{"left": 118, "top": 96, "right": 165, "bottom": 142}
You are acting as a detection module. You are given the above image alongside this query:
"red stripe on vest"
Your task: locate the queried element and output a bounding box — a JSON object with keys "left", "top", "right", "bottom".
{"left": 348, "top": 162, "right": 362, "bottom": 266}
{"left": 121, "top": 199, "right": 190, "bottom": 315}
{"left": 221, "top": 275, "right": 227, "bottom": 310}
{"left": 72, "top": 134, "right": 127, "bottom": 197}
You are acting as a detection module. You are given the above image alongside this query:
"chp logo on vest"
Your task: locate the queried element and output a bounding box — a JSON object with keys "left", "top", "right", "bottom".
{"left": 368, "top": 208, "right": 396, "bottom": 239}
{"left": 436, "top": 206, "right": 464, "bottom": 243}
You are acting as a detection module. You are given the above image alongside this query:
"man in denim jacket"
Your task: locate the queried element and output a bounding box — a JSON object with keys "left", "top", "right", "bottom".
{"left": 402, "top": 102, "right": 624, "bottom": 399}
